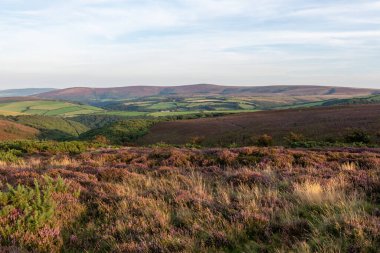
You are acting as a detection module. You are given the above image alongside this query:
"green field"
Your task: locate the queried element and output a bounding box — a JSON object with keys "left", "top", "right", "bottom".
{"left": 104, "top": 111, "right": 149, "bottom": 117}
{"left": 0, "top": 100, "right": 104, "bottom": 117}
{"left": 0, "top": 98, "right": 261, "bottom": 121}
{"left": 1, "top": 94, "right": 377, "bottom": 122}
{"left": 94, "top": 94, "right": 368, "bottom": 115}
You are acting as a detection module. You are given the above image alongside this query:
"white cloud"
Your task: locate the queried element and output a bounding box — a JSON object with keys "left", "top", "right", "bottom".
{"left": 0, "top": 0, "right": 379, "bottom": 89}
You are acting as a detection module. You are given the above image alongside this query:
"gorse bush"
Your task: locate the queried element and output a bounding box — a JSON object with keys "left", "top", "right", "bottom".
{"left": 0, "top": 140, "right": 98, "bottom": 156}
{"left": 284, "top": 132, "right": 305, "bottom": 145}
{"left": 0, "top": 149, "right": 22, "bottom": 162}
{"left": 0, "top": 176, "right": 79, "bottom": 252}
{"left": 256, "top": 134, "right": 273, "bottom": 147}
{"left": 345, "top": 129, "right": 371, "bottom": 144}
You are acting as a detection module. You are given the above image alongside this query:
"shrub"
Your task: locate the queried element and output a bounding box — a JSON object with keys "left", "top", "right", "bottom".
{"left": 0, "top": 176, "right": 74, "bottom": 252}
{"left": 80, "top": 119, "right": 157, "bottom": 145}
{"left": 217, "top": 149, "right": 238, "bottom": 166}
{"left": 189, "top": 136, "right": 205, "bottom": 145}
{"left": 284, "top": 132, "right": 305, "bottom": 145}
{"left": 0, "top": 140, "right": 92, "bottom": 156}
{"left": 256, "top": 134, "right": 273, "bottom": 147}
{"left": 93, "top": 135, "right": 110, "bottom": 145}
{"left": 345, "top": 129, "right": 371, "bottom": 144}
{"left": 0, "top": 149, "right": 22, "bottom": 163}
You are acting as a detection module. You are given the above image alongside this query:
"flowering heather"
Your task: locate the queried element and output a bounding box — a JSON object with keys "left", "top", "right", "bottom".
{"left": 0, "top": 147, "right": 379, "bottom": 252}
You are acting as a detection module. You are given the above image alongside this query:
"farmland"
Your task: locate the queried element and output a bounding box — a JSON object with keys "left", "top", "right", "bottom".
{"left": 0, "top": 100, "right": 103, "bottom": 117}
{"left": 90, "top": 94, "right": 369, "bottom": 113}
{"left": 0, "top": 86, "right": 379, "bottom": 120}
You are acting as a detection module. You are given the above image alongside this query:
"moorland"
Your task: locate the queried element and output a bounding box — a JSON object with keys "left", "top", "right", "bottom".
{"left": 0, "top": 84, "right": 379, "bottom": 252}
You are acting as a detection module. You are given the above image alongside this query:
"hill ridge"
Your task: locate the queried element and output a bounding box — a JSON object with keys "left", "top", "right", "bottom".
{"left": 36, "top": 84, "right": 379, "bottom": 101}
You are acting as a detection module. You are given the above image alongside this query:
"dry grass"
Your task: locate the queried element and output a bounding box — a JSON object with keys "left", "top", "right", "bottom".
{"left": 0, "top": 146, "right": 379, "bottom": 252}
{"left": 293, "top": 180, "right": 346, "bottom": 205}
{"left": 49, "top": 156, "right": 80, "bottom": 168}
{"left": 340, "top": 161, "right": 357, "bottom": 171}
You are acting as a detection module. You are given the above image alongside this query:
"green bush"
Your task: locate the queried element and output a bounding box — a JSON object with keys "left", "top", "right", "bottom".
{"left": 0, "top": 176, "right": 72, "bottom": 251}
{"left": 80, "top": 119, "right": 157, "bottom": 145}
{"left": 345, "top": 129, "right": 371, "bottom": 144}
{"left": 284, "top": 132, "right": 305, "bottom": 145}
{"left": 0, "top": 140, "right": 94, "bottom": 156}
{"left": 0, "top": 149, "right": 22, "bottom": 162}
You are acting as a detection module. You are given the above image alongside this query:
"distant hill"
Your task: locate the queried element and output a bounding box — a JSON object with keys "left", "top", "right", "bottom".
{"left": 0, "top": 119, "right": 39, "bottom": 141}
{"left": 0, "top": 88, "right": 55, "bottom": 97}
{"left": 36, "top": 84, "right": 379, "bottom": 101}
{"left": 138, "top": 104, "right": 380, "bottom": 146}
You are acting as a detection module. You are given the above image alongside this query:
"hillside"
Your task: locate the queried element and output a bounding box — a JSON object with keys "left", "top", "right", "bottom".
{"left": 79, "top": 119, "right": 157, "bottom": 144}
{"left": 139, "top": 104, "right": 380, "bottom": 146}
{"left": 0, "top": 100, "right": 104, "bottom": 117}
{"left": 12, "top": 115, "right": 89, "bottom": 140}
{"left": 0, "top": 88, "right": 55, "bottom": 97}
{"left": 321, "top": 94, "right": 380, "bottom": 107}
{"left": 0, "top": 119, "right": 39, "bottom": 141}
{"left": 36, "top": 84, "right": 378, "bottom": 101}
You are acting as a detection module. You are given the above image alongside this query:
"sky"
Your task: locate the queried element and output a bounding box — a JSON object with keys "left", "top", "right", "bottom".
{"left": 0, "top": 0, "right": 379, "bottom": 89}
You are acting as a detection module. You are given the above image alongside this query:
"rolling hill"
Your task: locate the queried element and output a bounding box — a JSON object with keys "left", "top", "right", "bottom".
{"left": 36, "top": 84, "right": 379, "bottom": 101}
{"left": 0, "top": 88, "right": 55, "bottom": 97}
{"left": 138, "top": 104, "right": 380, "bottom": 146}
{"left": 0, "top": 119, "right": 39, "bottom": 141}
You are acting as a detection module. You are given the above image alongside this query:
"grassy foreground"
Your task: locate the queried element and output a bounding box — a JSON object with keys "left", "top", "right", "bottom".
{"left": 0, "top": 145, "right": 379, "bottom": 252}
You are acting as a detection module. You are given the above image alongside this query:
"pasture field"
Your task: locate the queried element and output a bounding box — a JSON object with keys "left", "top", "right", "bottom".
{"left": 0, "top": 100, "right": 104, "bottom": 117}
{"left": 1, "top": 94, "right": 378, "bottom": 120}
{"left": 0, "top": 145, "right": 378, "bottom": 252}
{"left": 93, "top": 94, "right": 369, "bottom": 116}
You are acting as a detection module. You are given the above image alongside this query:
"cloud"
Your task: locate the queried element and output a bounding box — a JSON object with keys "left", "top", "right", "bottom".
{"left": 0, "top": 0, "right": 379, "bottom": 89}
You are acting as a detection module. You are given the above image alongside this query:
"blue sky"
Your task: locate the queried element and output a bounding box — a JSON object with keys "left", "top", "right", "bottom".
{"left": 0, "top": 0, "right": 379, "bottom": 89}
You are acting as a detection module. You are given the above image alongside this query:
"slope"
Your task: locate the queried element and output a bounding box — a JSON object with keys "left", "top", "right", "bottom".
{"left": 138, "top": 104, "right": 380, "bottom": 146}
{"left": 0, "top": 119, "right": 39, "bottom": 141}
{"left": 13, "top": 115, "right": 90, "bottom": 140}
